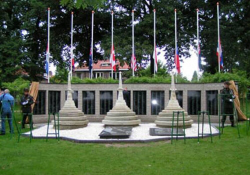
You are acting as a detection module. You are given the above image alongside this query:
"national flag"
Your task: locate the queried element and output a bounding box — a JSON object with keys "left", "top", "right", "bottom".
{"left": 216, "top": 39, "right": 223, "bottom": 69}
{"left": 198, "top": 44, "right": 202, "bottom": 70}
{"left": 45, "top": 44, "right": 49, "bottom": 74}
{"left": 153, "top": 45, "right": 157, "bottom": 73}
{"left": 71, "top": 58, "right": 75, "bottom": 71}
{"left": 70, "top": 46, "right": 75, "bottom": 72}
{"left": 175, "top": 46, "right": 181, "bottom": 74}
{"left": 89, "top": 47, "right": 93, "bottom": 75}
{"left": 131, "top": 53, "right": 137, "bottom": 72}
{"left": 110, "top": 45, "right": 116, "bottom": 71}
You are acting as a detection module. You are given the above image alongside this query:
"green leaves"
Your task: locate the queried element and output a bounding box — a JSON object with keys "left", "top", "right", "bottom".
{"left": 2, "top": 77, "right": 30, "bottom": 100}
{"left": 60, "top": 0, "right": 105, "bottom": 9}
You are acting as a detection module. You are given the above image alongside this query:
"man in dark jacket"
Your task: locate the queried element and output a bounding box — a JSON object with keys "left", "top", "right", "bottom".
{"left": 20, "top": 88, "right": 34, "bottom": 129}
{"left": 221, "top": 81, "right": 235, "bottom": 127}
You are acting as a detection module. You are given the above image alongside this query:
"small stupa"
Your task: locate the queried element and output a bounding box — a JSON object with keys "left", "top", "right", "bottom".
{"left": 102, "top": 72, "right": 141, "bottom": 126}
{"left": 58, "top": 72, "right": 88, "bottom": 130}
{"left": 155, "top": 73, "right": 193, "bottom": 127}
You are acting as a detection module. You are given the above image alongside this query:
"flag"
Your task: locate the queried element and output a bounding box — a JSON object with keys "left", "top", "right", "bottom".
{"left": 217, "top": 39, "right": 223, "bottom": 69}
{"left": 110, "top": 45, "right": 116, "bottom": 71}
{"left": 198, "top": 44, "right": 202, "bottom": 70}
{"left": 45, "top": 44, "right": 49, "bottom": 74}
{"left": 153, "top": 45, "right": 157, "bottom": 73}
{"left": 131, "top": 46, "right": 137, "bottom": 72}
{"left": 175, "top": 46, "right": 181, "bottom": 74}
{"left": 70, "top": 46, "right": 75, "bottom": 72}
{"left": 71, "top": 58, "right": 75, "bottom": 71}
{"left": 89, "top": 47, "right": 92, "bottom": 75}
{"left": 131, "top": 54, "right": 137, "bottom": 72}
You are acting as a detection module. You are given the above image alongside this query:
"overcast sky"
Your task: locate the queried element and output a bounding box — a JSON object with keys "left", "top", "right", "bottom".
{"left": 50, "top": 46, "right": 201, "bottom": 81}
{"left": 158, "top": 46, "right": 201, "bottom": 80}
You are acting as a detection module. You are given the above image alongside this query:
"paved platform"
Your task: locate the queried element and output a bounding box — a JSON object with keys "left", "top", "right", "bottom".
{"left": 23, "top": 123, "right": 220, "bottom": 143}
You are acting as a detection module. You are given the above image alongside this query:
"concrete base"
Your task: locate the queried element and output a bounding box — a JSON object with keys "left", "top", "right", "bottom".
{"left": 155, "top": 110, "right": 193, "bottom": 128}
{"left": 57, "top": 73, "right": 89, "bottom": 130}
{"left": 58, "top": 110, "right": 89, "bottom": 130}
{"left": 102, "top": 72, "right": 141, "bottom": 126}
{"left": 155, "top": 74, "right": 193, "bottom": 128}
{"left": 102, "top": 109, "right": 141, "bottom": 126}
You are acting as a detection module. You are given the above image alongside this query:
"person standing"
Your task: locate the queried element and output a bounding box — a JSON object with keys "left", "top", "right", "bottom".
{"left": 123, "top": 87, "right": 130, "bottom": 107}
{"left": 221, "top": 81, "right": 235, "bottom": 128}
{"left": 0, "top": 88, "right": 4, "bottom": 110}
{"left": 20, "top": 88, "right": 34, "bottom": 129}
{"left": 0, "top": 89, "right": 14, "bottom": 135}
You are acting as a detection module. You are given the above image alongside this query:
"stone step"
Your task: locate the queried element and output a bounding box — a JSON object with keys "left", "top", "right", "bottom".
{"left": 102, "top": 119, "right": 141, "bottom": 126}
{"left": 59, "top": 116, "right": 88, "bottom": 121}
{"left": 155, "top": 120, "right": 193, "bottom": 127}
{"left": 107, "top": 112, "right": 136, "bottom": 116}
{"left": 156, "top": 116, "right": 192, "bottom": 121}
{"left": 59, "top": 120, "right": 89, "bottom": 126}
{"left": 104, "top": 116, "right": 139, "bottom": 120}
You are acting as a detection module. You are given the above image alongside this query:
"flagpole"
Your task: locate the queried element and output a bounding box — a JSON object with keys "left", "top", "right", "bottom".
{"left": 217, "top": 2, "right": 220, "bottom": 73}
{"left": 175, "top": 9, "right": 178, "bottom": 82}
{"left": 132, "top": 10, "right": 135, "bottom": 77}
{"left": 70, "top": 12, "right": 74, "bottom": 78}
{"left": 91, "top": 11, "right": 94, "bottom": 79}
{"left": 153, "top": 9, "right": 156, "bottom": 77}
{"left": 197, "top": 8, "right": 199, "bottom": 81}
{"left": 111, "top": 11, "right": 114, "bottom": 78}
{"left": 47, "top": 8, "right": 50, "bottom": 83}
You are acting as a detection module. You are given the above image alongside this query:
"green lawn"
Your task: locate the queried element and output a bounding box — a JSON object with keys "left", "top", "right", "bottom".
{"left": 0, "top": 111, "right": 250, "bottom": 175}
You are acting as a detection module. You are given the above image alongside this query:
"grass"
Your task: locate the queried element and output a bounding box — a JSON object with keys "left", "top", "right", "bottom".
{"left": 0, "top": 111, "right": 250, "bottom": 175}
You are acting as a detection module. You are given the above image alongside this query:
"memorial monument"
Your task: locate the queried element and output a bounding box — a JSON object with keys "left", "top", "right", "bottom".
{"left": 58, "top": 72, "right": 89, "bottom": 129}
{"left": 155, "top": 74, "right": 193, "bottom": 127}
{"left": 102, "top": 72, "right": 141, "bottom": 126}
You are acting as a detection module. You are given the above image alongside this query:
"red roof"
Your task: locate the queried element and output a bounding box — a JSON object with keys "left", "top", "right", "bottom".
{"left": 75, "top": 60, "right": 129, "bottom": 71}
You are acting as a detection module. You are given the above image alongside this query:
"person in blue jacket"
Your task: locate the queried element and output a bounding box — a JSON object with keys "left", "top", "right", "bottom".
{"left": 0, "top": 89, "right": 14, "bottom": 135}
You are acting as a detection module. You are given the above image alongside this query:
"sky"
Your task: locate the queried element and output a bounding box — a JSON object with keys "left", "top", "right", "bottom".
{"left": 50, "top": 46, "right": 200, "bottom": 81}
{"left": 155, "top": 46, "right": 200, "bottom": 80}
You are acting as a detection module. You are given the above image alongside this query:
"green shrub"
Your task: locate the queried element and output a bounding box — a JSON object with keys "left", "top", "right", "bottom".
{"left": 200, "top": 72, "right": 250, "bottom": 96}
{"left": 72, "top": 77, "right": 118, "bottom": 84}
{"left": 2, "top": 77, "right": 30, "bottom": 101}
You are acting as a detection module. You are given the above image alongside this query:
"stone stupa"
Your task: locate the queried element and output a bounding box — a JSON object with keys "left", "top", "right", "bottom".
{"left": 155, "top": 73, "right": 193, "bottom": 127}
{"left": 58, "top": 72, "right": 88, "bottom": 130}
{"left": 102, "top": 72, "right": 141, "bottom": 126}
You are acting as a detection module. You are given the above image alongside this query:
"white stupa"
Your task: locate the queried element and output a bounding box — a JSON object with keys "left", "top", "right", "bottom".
{"left": 102, "top": 72, "right": 141, "bottom": 126}
{"left": 58, "top": 72, "right": 89, "bottom": 130}
{"left": 155, "top": 73, "right": 193, "bottom": 127}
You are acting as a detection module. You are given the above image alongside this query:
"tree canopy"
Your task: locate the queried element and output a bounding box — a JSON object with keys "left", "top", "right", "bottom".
{"left": 1, "top": 0, "right": 250, "bottom": 83}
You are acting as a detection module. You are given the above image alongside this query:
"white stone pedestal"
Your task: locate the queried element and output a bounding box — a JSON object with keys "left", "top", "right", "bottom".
{"left": 58, "top": 73, "right": 88, "bottom": 130}
{"left": 102, "top": 72, "right": 141, "bottom": 126}
{"left": 155, "top": 74, "right": 193, "bottom": 127}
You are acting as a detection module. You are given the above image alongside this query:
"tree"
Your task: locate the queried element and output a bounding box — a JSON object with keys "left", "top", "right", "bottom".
{"left": 2, "top": 0, "right": 250, "bottom": 83}
{"left": 191, "top": 71, "right": 198, "bottom": 82}
{"left": 50, "top": 66, "right": 68, "bottom": 83}
{"left": 60, "top": 0, "right": 105, "bottom": 9}
{"left": 0, "top": 0, "right": 26, "bottom": 82}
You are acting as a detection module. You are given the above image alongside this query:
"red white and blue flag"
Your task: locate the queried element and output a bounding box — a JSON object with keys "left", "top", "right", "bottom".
{"left": 131, "top": 54, "right": 137, "bottom": 72}
{"left": 198, "top": 44, "right": 202, "bottom": 70}
{"left": 153, "top": 45, "right": 158, "bottom": 73}
{"left": 131, "top": 48, "right": 137, "bottom": 72}
{"left": 89, "top": 47, "right": 92, "bottom": 75}
{"left": 217, "top": 39, "right": 223, "bottom": 69}
{"left": 110, "top": 45, "right": 116, "bottom": 71}
{"left": 175, "top": 46, "right": 180, "bottom": 74}
{"left": 70, "top": 46, "right": 75, "bottom": 72}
